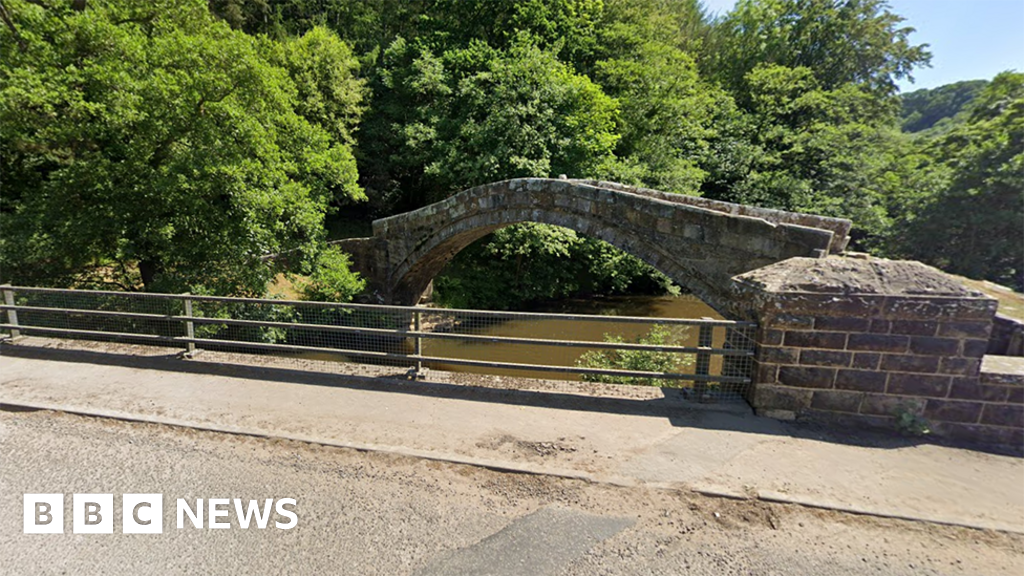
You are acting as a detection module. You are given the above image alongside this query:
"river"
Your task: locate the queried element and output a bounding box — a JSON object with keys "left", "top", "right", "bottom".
{"left": 421, "top": 294, "right": 726, "bottom": 381}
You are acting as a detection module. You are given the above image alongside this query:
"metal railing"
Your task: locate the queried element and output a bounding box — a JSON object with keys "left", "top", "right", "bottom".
{"left": 0, "top": 285, "right": 757, "bottom": 402}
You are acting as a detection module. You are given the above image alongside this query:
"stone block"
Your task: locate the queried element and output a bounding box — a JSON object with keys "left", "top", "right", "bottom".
{"left": 869, "top": 320, "right": 892, "bottom": 334}
{"left": 834, "top": 370, "right": 887, "bottom": 393}
{"left": 773, "top": 294, "right": 882, "bottom": 317}
{"left": 938, "top": 357, "right": 982, "bottom": 376}
{"left": 881, "top": 297, "right": 997, "bottom": 321}
{"left": 846, "top": 334, "right": 909, "bottom": 353}
{"left": 811, "top": 390, "right": 863, "bottom": 413}
{"left": 752, "top": 385, "right": 813, "bottom": 412}
{"left": 980, "top": 404, "right": 1024, "bottom": 428}
{"left": 803, "top": 409, "right": 895, "bottom": 431}
{"left": 778, "top": 366, "right": 836, "bottom": 389}
{"left": 937, "top": 321, "right": 993, "bottom": 339}
{"left": 814, "top": 316, "right": 870, "bottom": 332}
{"left": 889, "top": 320, "right": 937, "bottom": 336}
{"left": 879, "top": 354, "right": 940, "bottom": 373}
{"left": 962, "top": 339, "right": 989, "bottom": 358}
{"left": 886, "top": 373, "right": 950, "bottom": 398}
{"left": 923, "top": 399, "right": 983, "bottom": 424}
{"left": 1009, "top": 387, "right": 1024, "bottom": 404}
{"left": 771, "top": 314, "right": 815, "bottom": 330}
{"left": 755, "top": 362, "right": 779, "bottom": 384}
{"left": 908, "top": 336, "right": 960, "bottom": 356}
{"left": 758, "top": 346, "right": 799, "bottom": 364}
{"left": 948, "top": 379, "right": 1009, "bottom": 402}
{"left": 860, "top": 394, "right": 925, "bottom": 417}
{"left": 783, "top": 331, "right": 847, "bottom": 350}
{"left": 758, "top": 329, "right": 784, "bottom": 346}
{"left": 759, "top": 408, "right": 797, "bottom": 421}
{"left": 931, "top": 422, "right": 1024, "bottom": 448}
{"left": 799, "top": 349, "right": 852, "bottom": 367}
{"left": 851, "top": 353, "right": 882, "bottom": 370}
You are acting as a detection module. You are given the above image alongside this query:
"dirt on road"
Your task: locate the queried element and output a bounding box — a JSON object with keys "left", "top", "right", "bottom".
{"left": 1, "top": 409, "right": 1021, "bottom": 576}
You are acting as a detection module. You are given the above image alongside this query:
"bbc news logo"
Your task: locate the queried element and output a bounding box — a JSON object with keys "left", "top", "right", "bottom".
{"left": 24, "top": 494, "right": 297, "bottom": 534}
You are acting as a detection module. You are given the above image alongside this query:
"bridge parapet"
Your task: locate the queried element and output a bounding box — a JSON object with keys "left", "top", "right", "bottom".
{"left": 572, "top": 180, "right": 852, "bottom": 253}
{"left": 732, "top": 256, "right": 1021, "bottom": 448}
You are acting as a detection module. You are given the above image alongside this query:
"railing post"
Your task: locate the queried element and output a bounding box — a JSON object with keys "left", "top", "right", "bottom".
{"left": 413, "top": 309, "right": 423, "bottom": 376}
{"left": 693, "top": 320, "right": 713, "bottom": 402}
{"left": 2, "top": 284, "right": 20, "bottom": 339}
{"left": 182, "top": 293, "right": 195, "bottom": 357}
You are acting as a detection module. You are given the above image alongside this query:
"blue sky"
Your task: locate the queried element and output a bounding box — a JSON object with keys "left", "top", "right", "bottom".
{"left": 701, "top": 0, "right": 1024, "bottom": 92}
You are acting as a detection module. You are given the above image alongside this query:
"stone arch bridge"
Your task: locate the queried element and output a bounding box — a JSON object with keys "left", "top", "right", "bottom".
{"left": 335, "top": 178, "right": 852, "bottom": 314}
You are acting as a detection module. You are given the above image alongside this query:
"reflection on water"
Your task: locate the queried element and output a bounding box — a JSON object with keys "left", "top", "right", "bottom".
{"left": 422, "top": 294, "right": 725, "bottom": 381}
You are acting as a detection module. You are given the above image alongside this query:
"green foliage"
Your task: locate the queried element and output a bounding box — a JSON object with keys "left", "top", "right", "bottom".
{"left": 267, "top": 26, "right": 367, "bottom": 148}
{"left": 360, "top": 35, "right": 619, "bottom": 211}
{"left": 299, "top": 246, "right": 367, "bottom": 302}
{"left": 893, "top": 403, "right": 931, "bottom": 436}
{"left": 702, "top": 64, "right": 925, "bottom": 238}
{"left": 594, "top": 39, "right": 722, "bottom": 193}
{"left": 900, "top": 79, "right": 988, "bottom": 134}
{"left": 0, "top": 0, "right": 365, "bottom": 295}
{"left": 706, "top": 0, "right": 931, "bottom": 101}
{"left": 7, "top": 0, "right": 1017, "bottom": 307}
{"left": 886, "top": 72, "right": 1024, "bottom": 290}
{"left": 576, "top": 325, "right": 694, "bottom": 387}
{"left": 434, "top": 224, "right": 676, "bottom": 310}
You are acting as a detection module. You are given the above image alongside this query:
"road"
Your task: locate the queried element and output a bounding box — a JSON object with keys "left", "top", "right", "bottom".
{"left": 0, "top": 409, "right": 1020, "bottom": 575}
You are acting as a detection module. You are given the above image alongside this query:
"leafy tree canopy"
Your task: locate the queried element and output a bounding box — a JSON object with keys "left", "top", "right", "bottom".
{"left": 889, "top": 72, "right": 1024, "bottom": 289}
{"left": 707, "top": 0, "right": 931, "bottom": 105}
{"left": 360, "top": 35, "right": 619, "bottom": 210}
{"left": 900, "top": 79, "right": 988, "bottom": 134}
{"left": 0, "top": 0, "right": 365, "bottom": 295}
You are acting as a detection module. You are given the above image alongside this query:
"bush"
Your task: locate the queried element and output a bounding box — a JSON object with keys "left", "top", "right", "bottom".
{"left": 299, "top": 247, "right": 366, "bottom": 303}
{"left": 576, "top": 325, "right": 693, "bottom": 387}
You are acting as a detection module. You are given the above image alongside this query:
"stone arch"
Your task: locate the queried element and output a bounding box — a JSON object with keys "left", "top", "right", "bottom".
{"left": 334, "top": 178, "right": 851, "bottom": 315}
{"left": 389, "top": 209, "right": 724, "bottom": 312}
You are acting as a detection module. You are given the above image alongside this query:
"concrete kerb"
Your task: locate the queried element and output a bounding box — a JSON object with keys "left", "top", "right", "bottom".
{"left": 4, "top": 398, "right": 1020, "bottom": 536}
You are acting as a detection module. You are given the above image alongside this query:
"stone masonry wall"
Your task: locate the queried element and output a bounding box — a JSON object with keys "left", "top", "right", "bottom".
{"left": 988, "top": 313, "right": 1024, "bottom": 356}
{"left": 734, "top": 257, "right": 1023, "bottom": 449}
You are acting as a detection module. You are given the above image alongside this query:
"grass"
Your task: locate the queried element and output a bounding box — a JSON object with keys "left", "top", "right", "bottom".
{"left": 954, "top": 276, "right": 1024, "bottom": 322}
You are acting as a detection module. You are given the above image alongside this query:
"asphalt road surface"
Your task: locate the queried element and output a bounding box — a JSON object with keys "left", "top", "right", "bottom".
{"left": 1, "top": 409, "right": 1020, "bottom": 576}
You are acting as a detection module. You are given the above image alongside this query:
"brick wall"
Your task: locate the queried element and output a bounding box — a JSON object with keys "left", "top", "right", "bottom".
{"left": 988, "top": 313, "right": 1024, "bottom": 356}
{"left": 732, "top": 257, "right": 1023, "bottom": 449}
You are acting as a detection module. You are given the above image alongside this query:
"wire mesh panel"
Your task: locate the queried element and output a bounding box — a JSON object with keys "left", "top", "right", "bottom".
{"left": 1, "top": 287, "right": 184, "bottom": 347}
{"left": 0, "top": 286, "right": 757, "bottom": 403}
{"left": 186, "top": 297, "right": 417, "bottom": 367}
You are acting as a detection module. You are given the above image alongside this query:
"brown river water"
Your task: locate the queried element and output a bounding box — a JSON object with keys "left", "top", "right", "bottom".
{"left": 293, "top": 294, "right": 726, "bottom": 383}
{"left": 421, "top": 294, "right": 725, "bottom": 381}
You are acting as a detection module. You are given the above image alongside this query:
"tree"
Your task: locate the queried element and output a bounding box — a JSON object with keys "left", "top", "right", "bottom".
{"left": 434, "top": 223, "right": 675, "bottom": 310}
{"left": 594, "top": 39, "right": 724, "bottom": 194}
{"left": 900, "top": 79, "right": 987, "bottom": 134}
{"left": 706, "top": 0, "right": 931, "bottom": 103}
{"left": 889, "top": 72, "right": 1024, "bottom": 289}
{"left": 694, "top": 64, "right": 940, "bottom": 243}
{"left": 0, "top": 0, "right": 365, "bottom": 295}
{"left": 359, "top": 35, "right": 619, "bottom": 211}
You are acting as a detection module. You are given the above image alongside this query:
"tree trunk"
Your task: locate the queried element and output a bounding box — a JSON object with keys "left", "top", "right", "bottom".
{"left": 138, "top": 259, "right": 159, "bottom": 290}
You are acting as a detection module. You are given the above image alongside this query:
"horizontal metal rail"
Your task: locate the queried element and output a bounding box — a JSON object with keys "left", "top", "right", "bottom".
{"left": 0, "top": 324, "right": 177, "bottom": 343}
{"left": 3, "top": 286, "right": 756, "bottom": 327}
{"left": 173, "top": 336, "right": 750, "bottom": 384}
{"left": 0, "top": 285, "right": 757, "bottom": 391}
{"left": 0, "top": 304, "right": 175, "bottom": 322}
{"left": 0, "top": 305, "right": 752, "bottom": 355}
